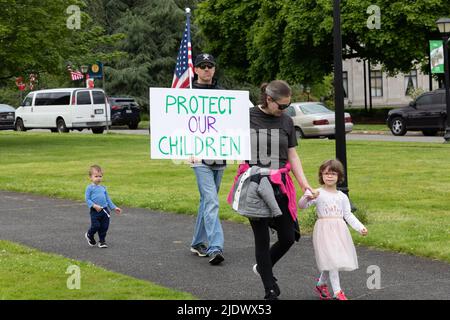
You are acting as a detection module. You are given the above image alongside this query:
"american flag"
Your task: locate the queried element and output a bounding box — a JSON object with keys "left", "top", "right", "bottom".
{"left": 67, "top": 65, "right": 84, "bottom": 81}
{"left": 171, "top": 12, "right": 193, "bottom": 89}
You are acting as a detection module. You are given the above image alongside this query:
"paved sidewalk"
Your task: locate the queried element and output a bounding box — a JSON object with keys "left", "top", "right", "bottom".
{"left": 0, "top": 190, "right": 448, "bottom": 300}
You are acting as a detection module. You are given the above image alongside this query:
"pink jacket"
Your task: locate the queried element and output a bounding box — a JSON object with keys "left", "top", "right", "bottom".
{"left": 227, "top": 163, "right": 298, "bottom": 221}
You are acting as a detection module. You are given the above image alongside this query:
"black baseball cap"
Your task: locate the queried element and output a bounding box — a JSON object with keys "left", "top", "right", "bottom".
{"left": 194, "top": 53, "right": 216, "bottom": 67}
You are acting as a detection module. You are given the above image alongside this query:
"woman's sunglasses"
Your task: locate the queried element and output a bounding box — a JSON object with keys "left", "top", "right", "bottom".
{"left": 270, "top": 97, "right": 291, "bottom": 110}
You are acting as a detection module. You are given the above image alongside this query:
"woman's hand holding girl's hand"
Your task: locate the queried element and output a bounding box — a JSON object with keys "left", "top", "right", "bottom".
{"left": 303, "top": 188, "right": 319, "bottom": 200}
{"left": 304, "top": 187, "right": 320, "bottom": 199}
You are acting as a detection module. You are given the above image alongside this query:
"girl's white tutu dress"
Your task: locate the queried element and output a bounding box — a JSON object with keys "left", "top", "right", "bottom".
{"left": 299, "top": 188, "right": 365, "bottom": 272}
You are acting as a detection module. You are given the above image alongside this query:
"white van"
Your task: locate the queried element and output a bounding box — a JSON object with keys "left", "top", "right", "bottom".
{"left": 15, "top": 88, "right": 110, "bottom": 134}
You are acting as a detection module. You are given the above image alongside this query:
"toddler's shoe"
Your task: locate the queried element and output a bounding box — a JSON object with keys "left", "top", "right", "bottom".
{"left": 98, "top": 242, "right": 108, "bottom": 248}
{"left": 333, "top": 290, "right": 348, "bottom": 300}
{"left": 314, "top": 280, "right": 332, "bottom": 300}
{"left": 85, "top": 232, "right": 96, "bottom": 247}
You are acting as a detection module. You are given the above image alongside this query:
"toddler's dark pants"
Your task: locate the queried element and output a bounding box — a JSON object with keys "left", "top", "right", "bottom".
{"left": 88, "top": 208, "right": 110, "bottom": 243}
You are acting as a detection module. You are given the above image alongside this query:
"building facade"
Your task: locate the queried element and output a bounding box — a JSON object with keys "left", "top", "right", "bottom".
{"left": 343, "top": 58, "right": 440, "bottom": 108}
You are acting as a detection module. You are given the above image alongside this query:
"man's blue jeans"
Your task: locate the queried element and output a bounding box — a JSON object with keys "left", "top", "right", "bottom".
{"left": 191, "top": 166, "right": 225, "bottom": 255}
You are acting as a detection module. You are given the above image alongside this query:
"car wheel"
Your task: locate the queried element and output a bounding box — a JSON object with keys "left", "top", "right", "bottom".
{"left": 92, "top": 127, "right": 104, "bottom": 134}
{"left": 50, "top": 128, "right": 58, "bottom": 133}
{"left": 422, "top": 129, "right": 438, "bottom": 136}
{"left": 328, "top": 135, "right": 336, "bottom": 140}
{"left": 128, "top": 122, "right": 139, "bottom": 130}
{"left": 15, "top": 118, "right": 26, "bottom": 131}
{"left": 295, "top": 127, "right": 304, "bottom": 140}
{"left": 389, "top": 117, "right": 407, "bottom": 136}
{"left": 57, "top": 119, "right": 69, "bottom": 133}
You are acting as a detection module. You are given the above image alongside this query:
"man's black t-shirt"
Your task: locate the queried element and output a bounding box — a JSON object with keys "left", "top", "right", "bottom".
{"left": 249, "top": 106, "right": 298, "bottom": 169}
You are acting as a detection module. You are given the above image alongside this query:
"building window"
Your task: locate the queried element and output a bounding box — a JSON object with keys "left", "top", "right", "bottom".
{"left": 343, "top": 71, "right": 348, "bottom": 98}
{"left": 371, "top": 70, "right": 383, "bottom": 97}
{"left": 404, "top": 70, "right": 417, "bottom": 96}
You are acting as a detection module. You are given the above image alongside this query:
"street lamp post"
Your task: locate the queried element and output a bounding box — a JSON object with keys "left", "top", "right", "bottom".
{"left": 333, "top": 0, "right": 349, "bottom": 195}
{"left": 80, "top": 65, "right": 89, "bottom": 88}
{"left": 436, "top": 18, "right": 450, "bottom": 143}
{"left": 306, "top": 86, "right": 311, "bottom": 102}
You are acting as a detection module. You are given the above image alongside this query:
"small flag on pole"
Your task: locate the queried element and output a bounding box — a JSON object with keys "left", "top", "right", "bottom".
{"left": 67, "top": 65, "right": 84, "bottom": 81}
{"left": 171, "top": 8, "right": 194, "bottom": 89}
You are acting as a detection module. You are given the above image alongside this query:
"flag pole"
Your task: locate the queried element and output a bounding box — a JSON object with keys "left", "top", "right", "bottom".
{"left": 186, "top": 7, "right": 193, "bottom": 89}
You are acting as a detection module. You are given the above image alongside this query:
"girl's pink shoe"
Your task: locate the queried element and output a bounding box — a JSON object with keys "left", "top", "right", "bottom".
{"left": 333, "top": 290, "right": 348, "bottom": 300}
{"left": 314, "top": 282, "right": 332, "bottom": 300}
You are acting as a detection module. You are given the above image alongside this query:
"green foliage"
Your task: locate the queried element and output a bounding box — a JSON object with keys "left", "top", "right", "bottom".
{"left": 0, "top": 1, "right": 124, "bottom": 82}
{"left": 95, "top": 0, "right": 202, "bottom": 111}
{"left": 0, "top": 0, "right": 126, "bottom": 105}
{"left": 196, "top": 0, "right": 449, "bottom": 86}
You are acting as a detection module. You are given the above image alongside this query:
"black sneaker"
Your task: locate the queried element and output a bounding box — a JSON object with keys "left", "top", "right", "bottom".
{"left": 190, "top": 244, "right": 208, "bottom": 257}
{"left": 264, "top": 289, "right": 279, "bottom": 300}
{"left": 85, "top": 232, "right": 96, "bottom": 247}
{"left": 253, "top": 264, "right": 280, "bottom": 296}
{"left": 208, "top": 251, "right": 224, "bottom": 265}
{"left": 98, "top": 242, "right": 108, "bottom": 248}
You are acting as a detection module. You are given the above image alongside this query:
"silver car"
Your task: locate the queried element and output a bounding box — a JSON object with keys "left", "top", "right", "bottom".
{"left": 286, "top": 102, "right": 353, "bottom": 139}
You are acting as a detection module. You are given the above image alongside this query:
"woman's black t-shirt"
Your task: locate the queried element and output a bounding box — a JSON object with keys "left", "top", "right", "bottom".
{"left": 248, "top": 106, "right": 298, "bottom": 169}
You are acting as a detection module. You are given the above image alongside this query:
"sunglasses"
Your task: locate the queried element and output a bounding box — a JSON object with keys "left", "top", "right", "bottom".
{"left": 269, "top": 97, "right": 291, "bottom": 110}
{"left": 198, "top": 63, "right": 215, "bottom": 70}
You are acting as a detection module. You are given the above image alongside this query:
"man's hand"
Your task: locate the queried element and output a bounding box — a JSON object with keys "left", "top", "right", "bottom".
{"left": 115, "top": 207, "right": 122, "bottom": 215}
{"left": 93, "top": 204, "right": 102, "bottom": 212}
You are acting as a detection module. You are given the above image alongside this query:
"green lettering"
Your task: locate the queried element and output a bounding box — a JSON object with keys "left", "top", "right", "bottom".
{"left": 226, "top": 97, "right": 235, "bottom": 114}
{"left": 177, "top": 96, "right": 188, "bottom": 114}
{"left": 169, "top": 136, "right": 179, "bottom": 155}
{"left": 230, "top": 136, "right": 240, "bottom": 155}
{"left": 209, "top": 97, "right": 218, "bottom": 114}
{"left": 205, "top": 137, "right": 216, "bottom": 156}
{"left": 219, "top": 136, "right": 229, "bottom": 157}
{"left": 218, "top": 97, "right": 227, "bottom": 115}
{"left": 195, "top": 136, "right": 204, "bottom": 156}
{"left": 183, "top": 136, "right": 193, "bottom": 156}
{"left": 198, "top": 96, "right": 208, "bottom": 114}
{"left": 165, "top": 95, "right": 177, "bottom": 113}
{"left": 189, "top": 96, "right": 199, "bottom": 114}
{"left": 158, "top": 136, "right": 169, "bottom": 155}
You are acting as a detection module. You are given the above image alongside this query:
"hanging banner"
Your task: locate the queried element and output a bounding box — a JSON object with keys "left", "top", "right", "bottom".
{"left": 89, "top": 61, "right": 103, "bottom": 79}
{"left": 430, "top": 40, "right": 444, "bottom": 74}
{"left": 150, "top": 88, "right": 251, "bottom": 160}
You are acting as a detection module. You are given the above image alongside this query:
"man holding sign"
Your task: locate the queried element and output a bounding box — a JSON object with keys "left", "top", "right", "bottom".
{"left": 150, "top": 54, "right": 251, "bottom": 265}
{"left": 189, "top": 53, "right": 226, "bottom": 265}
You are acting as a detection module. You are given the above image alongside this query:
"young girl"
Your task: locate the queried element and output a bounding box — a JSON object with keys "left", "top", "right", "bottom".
{"left": 85, "top": 165, "right": 122, "bottom": 248}
{"left": 298, "top": 159, "right": 368, "bottom": 300}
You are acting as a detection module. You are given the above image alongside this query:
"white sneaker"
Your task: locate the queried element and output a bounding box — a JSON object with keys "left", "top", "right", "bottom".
{"left": 253, "top": 264, "right": 260, "bottom": 276}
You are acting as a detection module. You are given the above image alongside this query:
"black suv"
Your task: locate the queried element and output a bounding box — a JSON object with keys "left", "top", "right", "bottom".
{"left": 108, "top": 97, "right": 141, "bottom": 129}
{"left": 387, "top": 89, "right": 447, "bottom": 136}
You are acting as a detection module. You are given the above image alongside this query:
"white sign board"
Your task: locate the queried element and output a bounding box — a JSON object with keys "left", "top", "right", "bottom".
{"left": 150, "top": 88, "right": 251, "bottom": 160}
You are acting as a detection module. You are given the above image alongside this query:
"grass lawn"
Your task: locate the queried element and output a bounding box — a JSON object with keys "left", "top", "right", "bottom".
{"left": 138, "top": 120, "right": 149, "bottom": 129}
{"left": 352, "top": 124, "right": 389, "bottom": 132}
{"left": 0, "top": 131, "right": 449, "bottom": 266}
{"left": 0, "top": 240, "right": 194, "bottom": 300}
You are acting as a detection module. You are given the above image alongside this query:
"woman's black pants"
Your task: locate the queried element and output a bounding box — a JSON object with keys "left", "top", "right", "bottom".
{"left": 249, "top": 195, "right": 296, "bottom": 291}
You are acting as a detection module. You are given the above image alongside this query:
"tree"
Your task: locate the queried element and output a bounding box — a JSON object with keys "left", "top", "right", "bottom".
{"left": 0, "top": 0, "right": 124, "bottom": 86}
{"left": 103, "top": 0, "right": 202, "bottom": 109}
{"left": 196, "top": 0, "right": 449, "bottom": 86}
